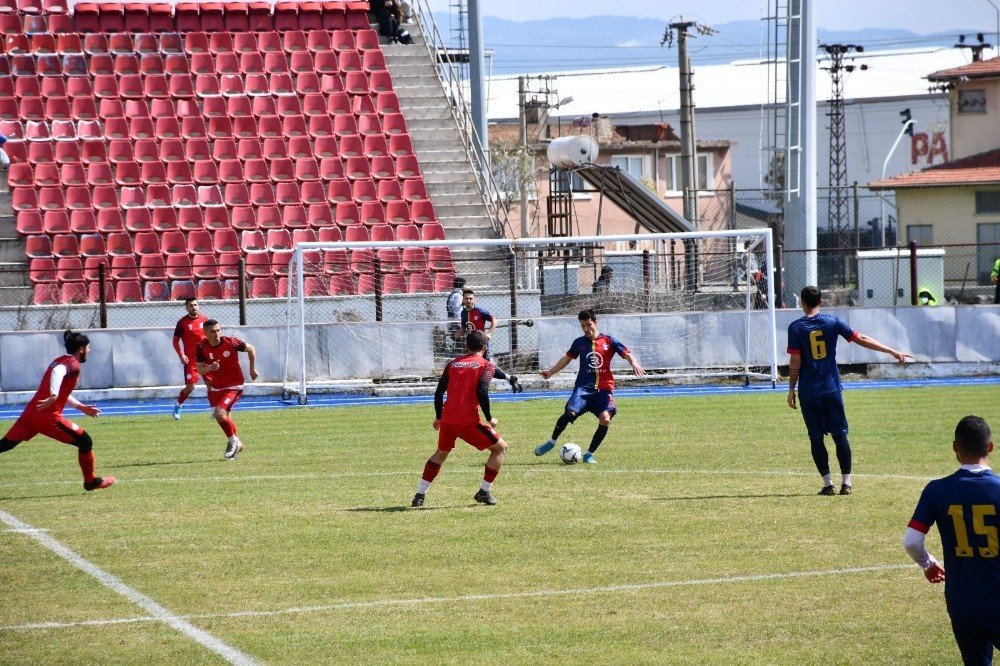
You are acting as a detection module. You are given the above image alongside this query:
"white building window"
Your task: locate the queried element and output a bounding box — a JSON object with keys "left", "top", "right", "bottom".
{"left": 665, "top": 153, "right": 715, "bottom": 193}
{"left": 611, "top": 155, "right": 648, "bottom": 180}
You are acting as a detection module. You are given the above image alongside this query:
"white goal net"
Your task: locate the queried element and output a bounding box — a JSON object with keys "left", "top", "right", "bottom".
{"left": 281, "top": 230, "right": 778, "bottom": 403}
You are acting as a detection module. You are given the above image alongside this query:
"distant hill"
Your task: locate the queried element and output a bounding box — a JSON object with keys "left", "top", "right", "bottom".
{"left": 427, "top": 14, "right": 983, "bottom": 75}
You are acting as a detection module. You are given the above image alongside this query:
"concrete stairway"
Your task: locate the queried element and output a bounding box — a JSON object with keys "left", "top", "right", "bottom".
{"left": 381, "top": 30, "right": 510, "bottom": 286}
{"left": 0, "top": 177, "right": 31, "bottom": 305}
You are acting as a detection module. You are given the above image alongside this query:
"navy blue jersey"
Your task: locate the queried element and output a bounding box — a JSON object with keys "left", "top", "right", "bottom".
{"left": 461, "top": 306, "right": 493, "bottom": 333}
{"left": 910, "top": 469, "right": 1000, "bottom": 615}
{"left": 787, "top": 313, "right": 857, "bottom": 399}
{"left": 566, "top": 334, "right": 629, "bottom": 391}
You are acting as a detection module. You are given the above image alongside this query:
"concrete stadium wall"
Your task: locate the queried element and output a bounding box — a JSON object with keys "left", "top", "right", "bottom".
{"left": 2, "top": 305, "right": 999, "bottom": 394}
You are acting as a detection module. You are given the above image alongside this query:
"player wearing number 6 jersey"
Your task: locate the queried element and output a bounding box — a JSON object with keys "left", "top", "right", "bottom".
{"left": 787, "top": 286, "right": 911, "bottom": 495}
{"left": 904, "top": 416, "right": 1000, "bottom": 665}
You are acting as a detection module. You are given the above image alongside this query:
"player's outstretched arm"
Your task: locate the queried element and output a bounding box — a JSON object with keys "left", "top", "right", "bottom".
{"left": 903, "top": 525, "right": 945, "bottom": 583}
{"left": 68, "top": 395, "right": 100, "bottom": 417}
{"left": 245, "top": 343, "right": 259, "bottom": 380}
{"left": 540, "top": 355, "right": 572, "bottom": 380}
{"left": 853, "top": 333, "right": 913, "bottom": 363}
{"left": 623, "top": 351, "right": 645, "bottom": 377}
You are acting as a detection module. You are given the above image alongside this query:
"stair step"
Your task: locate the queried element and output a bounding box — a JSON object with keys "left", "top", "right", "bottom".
{"left": 0, "top": 237, "right": 24, "bottom": 263}
{"left": 0, "top": 261, "right": 28, "bottom": 287}
{"left": 0, "top": 285, "right": 33, "bottom": 304}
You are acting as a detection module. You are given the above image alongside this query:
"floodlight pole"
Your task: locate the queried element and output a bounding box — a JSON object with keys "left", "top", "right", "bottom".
{"left": 879, "top": 119, "right": 914, "bottom": 246}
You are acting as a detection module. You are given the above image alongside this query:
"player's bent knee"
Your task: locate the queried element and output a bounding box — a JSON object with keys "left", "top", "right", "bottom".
{"left": 72, "top": 431, "right": 93, "bottom": 453}
{"left": 492, "top": 439, "right": 508, "bottom": 453}
{"left": 598, "top": 417, "right": 612, "bottom": 426}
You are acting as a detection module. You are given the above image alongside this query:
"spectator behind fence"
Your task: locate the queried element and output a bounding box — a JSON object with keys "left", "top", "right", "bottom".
{"left": 0, "top": 133, "right": 10, "bottom": 170}
{"left": 991, "top": 257, "right": 1000, "bottom": 304}
{"left": 592, "top": 266, "right": 613, "bottom": 294}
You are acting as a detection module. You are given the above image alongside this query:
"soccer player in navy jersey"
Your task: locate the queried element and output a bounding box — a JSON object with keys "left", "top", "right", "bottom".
{"left": 412, "top": 330, "right": 508, "bottom": 507}
{"left": 458, "top": 288, "right": 522, "bottom": 393}
{"left": 0, "top": 331, "right": 114, "bottom": 491}
{"left": 904, "top": 416, "right": 1000, "bottom": 665}
{"left": 535, "top": 308, "right": 645, "bottom": 464}
{"left": 787, "top": 286, "right": 912, "bottom": 495}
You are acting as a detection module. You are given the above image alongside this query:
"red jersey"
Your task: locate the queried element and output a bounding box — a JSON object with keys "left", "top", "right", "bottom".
{"left": 439, "top": 353, "right": 495, "bottom": 426}
{"left": 174, "top": 314, "right": 208, "bottom": 358}
{"left": 460, "top": 306, "right": 493, "bottom": 333}
{"left": 24, "top": 355, "right": 79, "bottom": 417}
{"left": 196, "top": 336, "right": 247, "bottom": 391}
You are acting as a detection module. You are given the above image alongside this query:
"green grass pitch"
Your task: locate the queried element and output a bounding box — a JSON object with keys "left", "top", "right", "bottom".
{"left": 0, "top": 385, "right": 991, "bottom": 663}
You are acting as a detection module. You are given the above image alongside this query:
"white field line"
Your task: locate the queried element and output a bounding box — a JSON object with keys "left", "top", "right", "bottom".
{"left": 1, "top": 563, "right": 912, "bottom": 632}
{"left": 0, "top": 467, "right": 939, "bottom": 490}
{"left": 0, "top": 509, "right": 260, "bottom": 666}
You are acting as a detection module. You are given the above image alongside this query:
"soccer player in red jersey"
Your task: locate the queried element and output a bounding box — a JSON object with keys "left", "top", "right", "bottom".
{"left": 195, "top": 320, "right": 258, "bottom": 460}
{"left": 412, "top": 330, "right": 508, "bottom": 507}
{"left": 535, "top": 309, "right": 645, "bottom": 464}
{"left": 0, "top": 330, "right": 115, "bottom": 491}
{"left": 171, "top": 298, "right": 209, "bottom": 420}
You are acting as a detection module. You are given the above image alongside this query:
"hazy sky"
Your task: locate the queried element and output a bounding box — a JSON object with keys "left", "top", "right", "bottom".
{"left": 425, "top": 0, "right": 1000, "bottom": 34}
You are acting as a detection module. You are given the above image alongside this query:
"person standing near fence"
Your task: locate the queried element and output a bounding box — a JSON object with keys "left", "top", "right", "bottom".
{"left": 172, "top": 298, "right": 209, "bottom": 420}
{"left": 991, "top": 257, "right": 1000, "bottom": 304}
{"left": 459, "top": 289, "right": 522, "bottom": 393}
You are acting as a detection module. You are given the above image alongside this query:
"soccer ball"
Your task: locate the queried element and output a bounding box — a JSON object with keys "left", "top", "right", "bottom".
{"left": 560, "top": 443, "right": 583, "bottom": 465}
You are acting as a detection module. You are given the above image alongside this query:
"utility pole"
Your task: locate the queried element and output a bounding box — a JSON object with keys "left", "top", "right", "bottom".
{"left": 821, "top": 43, "right": 866, "bottom": 253}
{"left": 518, "top": 75, "right": 529, "bottom": 238}
{"left": 955, "top": 33, "right": 993, "bottom": 62}
{"left": 667, "top": 20, "right": 699, "bottom": 226}
{"left": 664, "top": 19, "right": 714, "bottom": 289}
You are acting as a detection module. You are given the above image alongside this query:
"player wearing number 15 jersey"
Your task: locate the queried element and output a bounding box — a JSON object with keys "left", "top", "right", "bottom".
{"left": 904, "top": 416, "right": 1000, "bottom": 665}
{"left": 787, "top": 286, "right": 911, "bottom": 495}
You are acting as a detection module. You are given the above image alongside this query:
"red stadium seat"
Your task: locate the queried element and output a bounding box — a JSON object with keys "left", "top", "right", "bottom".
{"left": 60, "top": 281, "right": 89, "bottom": 304}
{"left": 132, "top": 229, "right": 160, "bottom": 253}
{"left": 257, "top": 205, "right": 282, "bottom": 230}
{"left": 375, "top": 90, "right": 400, "bottom": 114}
{"left": 432, "top": 272, "right": 456, "bottom": 293}
{"left": 196, "top": 279, "right": 224, "bottom": 300}
{"left": 171, "top": 280, "right": 197, "bottom": 301}
{"left": 355, "top": 273, "right": 375, "bottom": 294}
{"left": 161, "top": 230, "right": 187, "bottom": 255}
{"left": 218, "top": 252, "right": 241, "bottom": 280}
{"left": 395, "top": 224, "right": 419, "bottom": 242}
{"left": 105, "top": 230, "right": 132, "bottom": 255}
{"left": 204, "top": 208, "right": 229, "bottom": 231}
{"left": 187, "top": 229, "right": 214, "bottom": 255}
{"left": 352, "top": 179, "right": 377, "bottom": 203}
{"left": 213, "top": 228, "right": 239, "bottom": 254}
{"left": 241, "top": 230, "right": 266, "bottom": 253}
{"left": 166, "top": 254, "right": 193, "bottom": 280}
{"left": 266, "top": 229, "right": 292, "bottom": 251}
{"left": 142, "top": 280, "right": 168, "bottom": 302}
{"left": 17, "top": 211, "right": 44, "bottom": 236}
{"left": 29, "top": 257, "right": 57, "bottom": 284}
{"left": 99, "top": 211, "right": 126, "bottom": 235}
{"left": 407, "top": 272, "right": 433, "bottom": 293}
{"left": 370, "top": 223, "right": 393, "bottom": 242}
{"left": 245, "top": 251, "right": 272, "bottom": 278}
{"left": 83, "top": 255, "right": 110, "bottom": 281}
{"left": 428, "top": 247, "right": 454, "bottom": 272}
{"left": 193, "top": 254, "right": 220, "bottom": 279}
{"left": 111, "top": 254, "right": 139, "bottom": 280}
{"left": 70, "top": 210, "right": 98, "bottom": 235}
{"left": 422, "top": 223, "right": 446, "bottom": 242}
{"left": 33, "top": 283, "right": 61, "bottom": 305}
{"left": 344, "top": 225, "right": 368, "bottom": 243}
{"left": 138, "top": 253, "right": 166, "bottom": 281}
{"left": 382, "top": 273, "right": 406, "bottom": 294}
{"left": 250, "top": 277, "right": 277, "bottom": 298}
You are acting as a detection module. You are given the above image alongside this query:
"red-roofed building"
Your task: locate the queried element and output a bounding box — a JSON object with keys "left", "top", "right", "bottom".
{"left": 869, "top": 57, "right": 1000, "bottom": 285}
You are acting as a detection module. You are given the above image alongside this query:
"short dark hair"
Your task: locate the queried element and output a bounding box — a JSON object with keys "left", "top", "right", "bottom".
{"left": 800, "top": 286, "right": 822, "bottom": 309}
{"left": 184, "top": 297, "right": 197, "bottom": 306}
{"left": 453, "top": 277, "right": 467, "bottom": 289}
{"left": 64, "top": 329, "right": 89, "bottom": 354}
{"left": 465, "top": 330, "right": 488, "bottom": 351}
{"left": 600, "top": 265, "right": 613, "bottom": 275}
{"left": 204, "top": 319, "right": 220, "bottom": 329}
{"left": 578, "top": 308, "right": 597, "bottom": 322}
{"left": 462, "top": 288, "right": 475, "bottom": 296}
{"left": 955, "top": 416, "right": 992, "bottom": 458}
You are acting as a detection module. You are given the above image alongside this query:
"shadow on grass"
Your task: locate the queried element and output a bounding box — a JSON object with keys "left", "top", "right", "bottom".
{"left": 113, "top": 459, "right": 206, "bottom": 469}
{"left": 344, "top": 504, "right": 470, "bottom": 513}
{"left": 653, "top": 493, "right": 816, "bottom": 502}
{"left": 0, "top": 492, "right": 82, "bottom": 501}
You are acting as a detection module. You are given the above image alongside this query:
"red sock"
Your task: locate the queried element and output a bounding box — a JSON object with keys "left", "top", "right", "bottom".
{"left": 219, "top": 417, "right": 235, "bottom": 438}
{"left": 228, "top": 416, "right": 238, "bottom": 436}
{"left": 176, "top": 391, "right": 188, "bottom": 405}
{"left": 78, "top": 451, "right": 95, "bottom": 483}
{"left": 422, "top": 460, "right": 441, "bottom": 483}
{"left": 484, "top": 465, "right": 500, "bottom": 483}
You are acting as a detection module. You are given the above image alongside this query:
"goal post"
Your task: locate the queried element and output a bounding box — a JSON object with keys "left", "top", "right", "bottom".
{"left": 281, "top": 229, "right": 779, "bottom": 403}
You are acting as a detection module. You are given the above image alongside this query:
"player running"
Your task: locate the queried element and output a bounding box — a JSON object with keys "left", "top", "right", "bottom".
{"left": 458, "top": 288, "right": 523, "bottom": 394}
{"left": 0, "top": 330, "right": 115, "bottom": 491}
{"left": 904, "top": 416, "right": 1000, "bottom": 665}
{"left": 787, "top": 285, "right": 911, "bottom": 495}
{"left": 195, "top": 320, "right": 258, "bottom": 460}
{"left": 535, "top": 308, "right": 645, "bottom": 464}
{"left": 171, "top": 297, "right": 209, "bottom": 420}
{"left": 412, "top": 330, "right": 508, "bottom": 507}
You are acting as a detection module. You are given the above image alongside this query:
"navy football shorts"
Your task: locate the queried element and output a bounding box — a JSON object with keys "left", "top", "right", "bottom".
{"left": 799, "top": 392, "right": 848, "bottom": 439}
{"left": 565, "top": 386, "right": 617, "bottom": 418}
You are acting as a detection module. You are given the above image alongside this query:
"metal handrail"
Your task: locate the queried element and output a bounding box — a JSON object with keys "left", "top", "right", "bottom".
{"left": 407, "top": 0, "right": 515, "bottom": 240}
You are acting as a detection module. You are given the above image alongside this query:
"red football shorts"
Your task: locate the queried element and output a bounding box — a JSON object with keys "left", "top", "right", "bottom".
{"left": 5, "top": 412, "right": 84, "bottom": 445}
{"left": 208, "top": 389, "right": 243, "bottom": 411}
{"left": 183, "top": 361, "right": 200, "bottom": 384}
{"left": 437, "top": 421, "right": 500, "bottom": 452}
